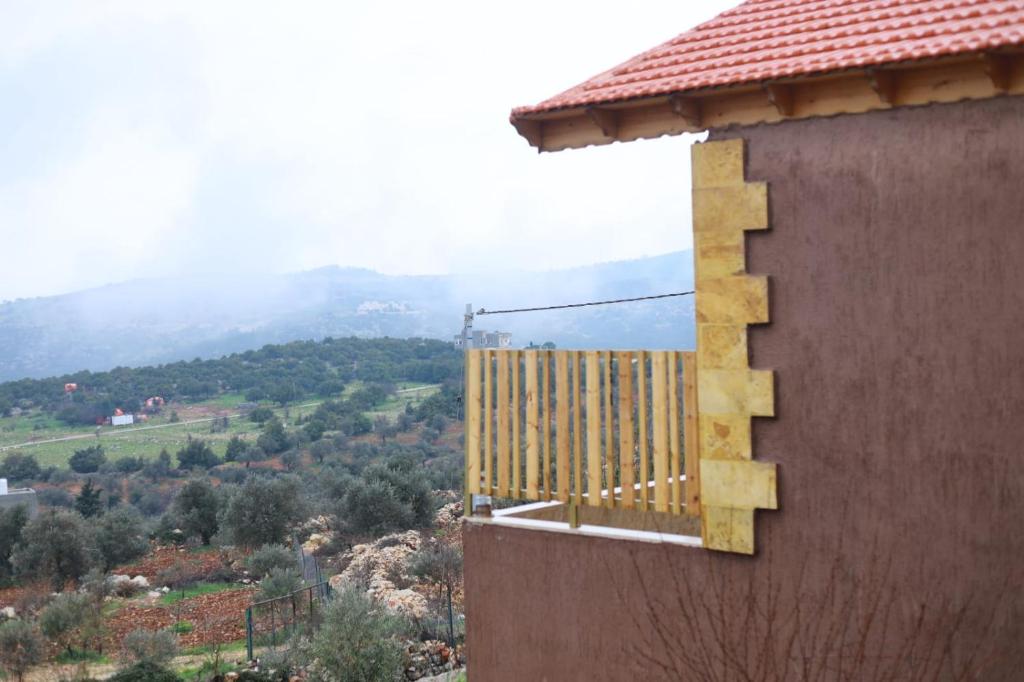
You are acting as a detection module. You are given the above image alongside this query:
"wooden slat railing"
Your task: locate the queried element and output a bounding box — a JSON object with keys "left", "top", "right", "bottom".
{"left": 465, "top": 349, "right": 699, "bottom": 516}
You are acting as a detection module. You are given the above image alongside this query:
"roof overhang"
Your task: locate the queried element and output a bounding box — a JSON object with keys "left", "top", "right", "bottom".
{"left": 512, "top": 50, "right": 1024, "bottom": 152}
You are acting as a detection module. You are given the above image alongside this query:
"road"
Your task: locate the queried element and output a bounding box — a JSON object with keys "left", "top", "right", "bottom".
{"left": 0, "top": 385, "right": 440, "bottom": 452}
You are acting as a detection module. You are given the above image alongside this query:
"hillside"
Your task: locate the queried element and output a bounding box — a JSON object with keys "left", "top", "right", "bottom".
{"left": 0, "top": 251, "right": 695, "bottom": 380}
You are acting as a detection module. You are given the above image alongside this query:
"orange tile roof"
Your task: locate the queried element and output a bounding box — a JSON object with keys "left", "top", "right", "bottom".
{"left": 511, "top": 0, "right": 1024, "bottom": 121}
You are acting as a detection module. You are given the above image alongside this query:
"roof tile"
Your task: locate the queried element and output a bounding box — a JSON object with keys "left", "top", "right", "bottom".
{"left": 512, "top": 0, "right": 1024, "bottom": 119}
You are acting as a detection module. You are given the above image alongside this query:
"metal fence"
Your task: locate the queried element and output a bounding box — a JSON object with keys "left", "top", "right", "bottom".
{"left": 245, "top": 581, "right": 333, "bottom": 661}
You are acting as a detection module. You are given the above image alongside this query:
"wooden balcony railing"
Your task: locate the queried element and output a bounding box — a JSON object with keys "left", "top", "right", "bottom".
{"left": 464, "top": 349, "right": 699, "bottom": 518}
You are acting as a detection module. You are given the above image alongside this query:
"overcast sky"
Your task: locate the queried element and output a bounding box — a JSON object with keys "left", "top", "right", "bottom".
{"left": 0, "top": 1, "right": 737, "bottom": 302}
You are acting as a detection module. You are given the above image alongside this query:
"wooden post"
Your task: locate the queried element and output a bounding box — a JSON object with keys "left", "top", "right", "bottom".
{"left": 542, "top": 351, "right": 552, "bottom": 500}
{"left": 585, "top": 351, "right": 602, "bottom": 507}
{"left": 465, "top": 350, "right": 481, "bottom": 496}
{"left": 651, "top": 352, "right": 670, "bottom": 513}
{"left": 556, "top": 352, "right": 571, "bottom": 502}
{"left": 669, "top": 352, "right": 682, "bottom": 515}
{"left": 637, "top": 351, "right": 649, "bottom": 511}
{"left": 525, "top": 350, "right": 540, "bottom": 499}
{"left": 511, "top": 350, "right": 521, "bottom": 499}
{"left": 573, "top": 351, "right": 583, "bottom": 506}
{"left": 616, "top": 351, "right": 635, "bottom": 508}
{"left": 603, "top": 350, "right": 614, "bottom": 508}
{"left": 496, "top": 351, "right": 510, "bottom": 497}
{"left": 682, "top": 351, "right": 701, "bottom": 516}
{"left": 483, "top": 350, "right": 493, "bottom": 496}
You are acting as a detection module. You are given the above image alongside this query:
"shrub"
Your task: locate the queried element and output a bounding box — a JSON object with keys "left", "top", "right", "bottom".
{"left": 39, "top": 592, "right": 90, "bottom": 653}
{"left": 114, "top": 456, "right": 144, "bottom": 474}
{"left": 249, "top": 406, "right": 275, "bottom": 423}
{"left": 171, "top": 479, "right": 220, "bottom": 545}
{"left": 221, "top": 476, "right": 306, "bottom": 548}
{"left": 339, "top": 462, "right": 434, "bottom": 537}
{"left": 74, "top": 479, "right": 104, "bottom": 518}
{"left": 69, "top": 445, "right": 106, "bottom": 474}
{"left": 12, "top": 509, "right": 96, "bottom": 590}
{"left": 0, "top": 506, "right": 29, "bottom": 581}
{"left": 246, "top": 545, "right": 295, "bottom": 579}
{"left": 175, "top": 436, "right": 220, "bottom": 470}
{"left": 305, "top": 588, "right": 410, "bottom": 682}
{"left": 108, "top": 661, "right": 179, "bottom": 682}
{"left": 36, "top": 487, "right": 73, "bottom": 508}
{"left": 120, "top": 628, "right": 179, "bottom": 666}
{"left": 257, "top": 568, "right": 303, "bottom": 601}
{"left": 224, "top": 435, "right": 248, "bottom": 462}
{"left": 0, "top": 453, "right": 41, "bottom": 483}
{"left": 256, "top": 418, "right": 289, "bottom": 455}
{"left": 0, "top": 619, "right": 44, "bottom": 682}
{"left": 95, "top": 507, "right": 148, "bottom": 570}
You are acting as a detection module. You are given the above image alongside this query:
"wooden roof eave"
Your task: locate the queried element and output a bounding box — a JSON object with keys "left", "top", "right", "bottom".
{"left": 511, "top": 49, "right": 1024, "bottom": 152}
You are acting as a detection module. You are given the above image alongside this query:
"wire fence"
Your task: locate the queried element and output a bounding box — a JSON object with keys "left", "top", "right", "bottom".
{"left": 245, "top": 581, "right": 333, "bottom": 661}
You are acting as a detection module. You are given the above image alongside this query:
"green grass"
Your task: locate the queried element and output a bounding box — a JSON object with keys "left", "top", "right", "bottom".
{"left": 172, "top": 620, "right": 194, "bottom": 634}
{"left": 0, "top": 381, "right": 426, "bottom": 469}
{"left": 160, "top": 582, "right": 238, "bottom": 606}
{"left": 183, "top": 638, "right": 247, "bottom": 657}
{"left": 0, "top": 398, "right": 323, "bottom": 469}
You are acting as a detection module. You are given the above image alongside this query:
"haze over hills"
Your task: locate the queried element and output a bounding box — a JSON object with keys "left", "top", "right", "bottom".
{"left": 0, "top": 251, "right": 694, "bottom": 381}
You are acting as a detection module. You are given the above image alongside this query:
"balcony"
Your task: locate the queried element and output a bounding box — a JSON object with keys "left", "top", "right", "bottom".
{"left": 463, "top": 349, "right": 700, "bottom": 542}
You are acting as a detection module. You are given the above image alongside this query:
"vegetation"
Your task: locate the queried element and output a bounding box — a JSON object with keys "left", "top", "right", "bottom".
{"left": 257, "top": 568, "right": 303, "bottom": 601}
{"left": 94, "top": 507, "right": 148, "bottom": 570}
{"left": 69, "top": 445, "right": 106, "bottom": 474}
{"left": 305, "top": 588, "right": 411, "bottom": 682}
{"left": 170, "top": 479, "right": 220, "bottom": 545}
{"left": 245, "top": 544, "right": 294, "bottom": 579}
{"left": 109, "top": 660, "right": 180, "bottom": 681}
{"left": 0, "top": 505, "right": 29, "bottom": 583}
{"left": 0, "top": 619, "right": 43, "bottom": 682}
{"left": 12, "top": 510, "right": 96, "bottom": 590}
{"left": 0, "top": 335, "right": 468, "bottom": 678}
{"left": 221, "top": 476, "right": 306, "bottom": 548}
{"left": 0, "top": 337, "right": 459, "bottom": 426}
{"left": 120, "top": 628, "right": 179, "bottom": 667}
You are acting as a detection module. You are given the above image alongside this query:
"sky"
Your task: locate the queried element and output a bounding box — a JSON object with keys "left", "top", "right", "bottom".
{"left": 0, "top": 1, "right": 738, "bottom": 302}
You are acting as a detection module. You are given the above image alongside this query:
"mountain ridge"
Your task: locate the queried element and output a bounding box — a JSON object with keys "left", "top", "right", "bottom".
{"left": 0, "top": 251, "right": 695, "bottom": 381}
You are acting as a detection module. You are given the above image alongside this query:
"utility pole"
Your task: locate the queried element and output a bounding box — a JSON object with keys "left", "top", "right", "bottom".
{"left": 461, "top": 303, "right": 474, "bottom": 350}
{"left": 462, "top": 303, "right": 491, "bottom": 517}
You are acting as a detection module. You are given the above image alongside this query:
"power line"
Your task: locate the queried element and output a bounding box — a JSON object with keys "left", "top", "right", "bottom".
{"left": 475, "top": 290, "right": 695, "bottom": 316}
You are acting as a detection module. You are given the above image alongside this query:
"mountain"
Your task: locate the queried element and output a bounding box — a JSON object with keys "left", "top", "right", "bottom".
{"left": 0, "top": 251, "right": 695, "bottom": 380}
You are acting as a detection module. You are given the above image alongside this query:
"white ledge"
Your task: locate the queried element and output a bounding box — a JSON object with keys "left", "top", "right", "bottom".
{"left": 465, "top": 511, "right": 703, "bottom": 548}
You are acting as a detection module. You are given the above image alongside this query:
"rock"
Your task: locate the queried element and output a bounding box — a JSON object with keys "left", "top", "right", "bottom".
{"left": 434, "top": 501, "right": 464, "bottom": 529}
{"left": 160, "top": 586, "right": 170, "bottom": 593}
{"left": 0, "top": 606, "right": 16, "bottom": 619}
{"left": 302, "top": 532, "right": 332, "bottom": 553}
{"left": 329, "top": 531, "right": 430, "bottom": 621}
{"left": 130, "top": 575, "right": 150, "bottom": 588}
{"left": 107, "top": 574, "right": 132, "bottom": 586}
{"left": 147, "top": 590, "right": 162, "bottom": 599}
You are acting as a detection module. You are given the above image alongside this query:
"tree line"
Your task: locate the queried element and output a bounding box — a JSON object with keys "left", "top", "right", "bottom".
{"left": 0, "top": 336, "right": 460, "bottom": 425}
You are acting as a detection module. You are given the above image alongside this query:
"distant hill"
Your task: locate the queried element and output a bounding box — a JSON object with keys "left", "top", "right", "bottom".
{"left": 0, "top": 251, "right": 695, "bottom": 380}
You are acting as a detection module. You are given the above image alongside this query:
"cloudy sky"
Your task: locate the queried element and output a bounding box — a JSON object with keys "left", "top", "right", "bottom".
{"left": 0, "top": 1, "right": 737, "bottom": 302}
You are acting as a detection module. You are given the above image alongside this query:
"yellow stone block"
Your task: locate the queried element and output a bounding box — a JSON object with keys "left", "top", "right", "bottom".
{"left": 698, "top": 368, "right": 774, "bottom": 417}
{"left": 696, "top": 275, "right": 769, "bottom": 326}
{"left": 692, "top": 139, "right": 745, "bottom": 189}
{"left": 697, "top": 324, "right": 748, "bottom": 370}
{"left": 700, "top": 459, "right": 778, "bottom": 510}
{"left": 699, "top": 413, "right": 751, "bottom": 460}
{"left": 701, "top": 505, "right": 755, "bottom": 554}
{"left": 694, "top": 230, "right": 746, "bottom": 281}
{"left": 692, "top": 183, "right": 768, "bottom": 234}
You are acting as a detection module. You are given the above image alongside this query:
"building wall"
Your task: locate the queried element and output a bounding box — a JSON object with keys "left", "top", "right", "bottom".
{"left": 0, "top": 489, "right": 38, "bottom": 518}
{"left": 463, "top": 95, "right": 1024, "bottom": 681}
